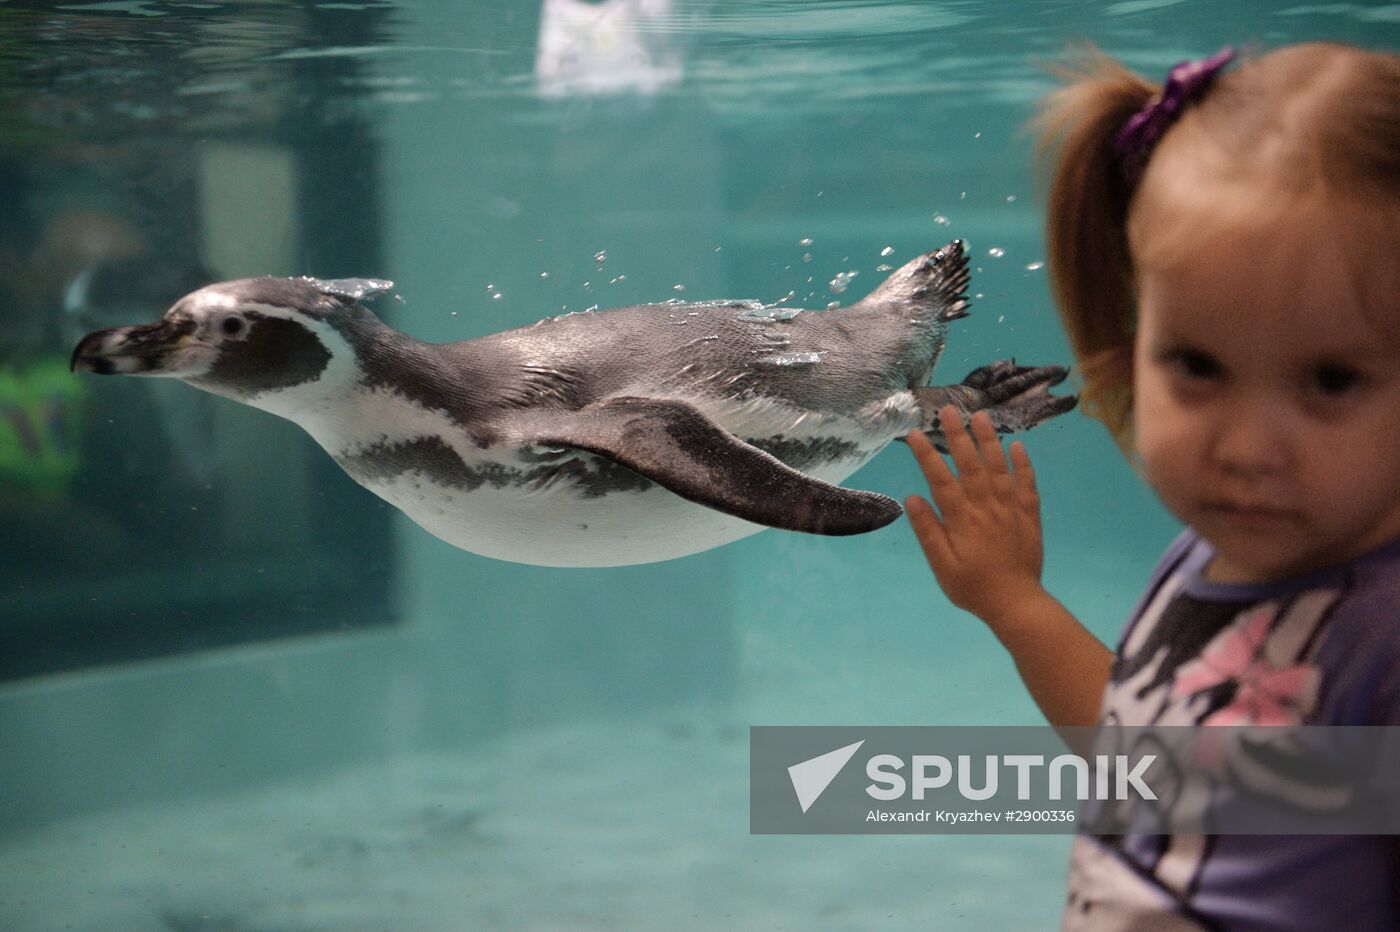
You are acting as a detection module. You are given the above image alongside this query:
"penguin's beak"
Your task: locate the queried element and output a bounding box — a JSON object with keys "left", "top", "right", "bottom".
{"left": 71, "top": 317, "right": 204, "bottom": 376}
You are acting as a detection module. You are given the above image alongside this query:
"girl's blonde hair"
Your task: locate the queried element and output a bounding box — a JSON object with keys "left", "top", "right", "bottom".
{"left": 1035, "top": 42, "right": 1400, "bottom": 456}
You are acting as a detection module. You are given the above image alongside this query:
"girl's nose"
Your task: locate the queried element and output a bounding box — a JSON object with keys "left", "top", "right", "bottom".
{"left": 1207, "top": 404, "right": 1290, "bottom": 476}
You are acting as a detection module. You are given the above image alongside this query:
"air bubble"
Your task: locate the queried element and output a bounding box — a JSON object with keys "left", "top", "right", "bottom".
{"left": 1025, "top": 261, "right": 1045, "bottom": 272}
{"left": 880, "top": 245, "right": 894, "bottom": 257}
{"left": 828, "top": 270, "right": 859, "bottom": 294}
{"left": 988, "top": 247, "right": 1005, "bottom": 258}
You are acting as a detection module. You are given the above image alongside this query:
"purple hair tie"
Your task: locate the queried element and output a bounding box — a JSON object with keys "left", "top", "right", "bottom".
{"left": 1114, "top": 46, "right": 1236, "bottom": 188}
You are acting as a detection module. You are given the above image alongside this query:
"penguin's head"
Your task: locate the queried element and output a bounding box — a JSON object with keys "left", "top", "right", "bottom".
{"left": 71, "top": 276, "right": 392, "bottom": 409}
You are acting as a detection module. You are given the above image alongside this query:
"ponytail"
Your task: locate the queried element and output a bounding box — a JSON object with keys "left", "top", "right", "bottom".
{"left": 1033, "top": 48, "right": 1156, "bottom": 457}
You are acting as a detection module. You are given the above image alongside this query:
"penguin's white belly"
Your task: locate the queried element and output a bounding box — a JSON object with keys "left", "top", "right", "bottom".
{"left": 362, "top": 446, "right": 881, "bottom": 567}
{"left": 311, "top": 389, "right": 919, "bottom": 567}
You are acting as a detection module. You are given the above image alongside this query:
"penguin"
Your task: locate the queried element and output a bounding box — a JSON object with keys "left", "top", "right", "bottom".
{"left": 71, "top": 240, "right": 1075, "bottom": 567}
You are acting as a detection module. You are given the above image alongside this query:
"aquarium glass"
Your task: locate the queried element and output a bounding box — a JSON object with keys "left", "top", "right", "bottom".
{"left": 1, "top": 2, "right": 1394, "bottom": 929}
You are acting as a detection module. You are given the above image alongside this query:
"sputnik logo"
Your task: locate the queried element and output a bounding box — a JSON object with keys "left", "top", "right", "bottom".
{"left": 788, "top": 740, "right": 865, "bottom": 813}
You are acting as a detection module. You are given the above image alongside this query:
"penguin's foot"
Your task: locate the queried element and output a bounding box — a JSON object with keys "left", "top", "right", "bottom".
{"left": 909, "top": 359, "right": 1077, "bottom": 452}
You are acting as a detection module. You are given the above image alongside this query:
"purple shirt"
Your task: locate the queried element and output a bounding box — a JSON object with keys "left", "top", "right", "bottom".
{"left": 1064, "top": 530, "right": 1400, "bottom": 930}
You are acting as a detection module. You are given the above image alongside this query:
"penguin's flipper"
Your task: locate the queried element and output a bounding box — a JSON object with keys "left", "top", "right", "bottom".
{"left": 531, "top": 396, "right": 901, "bottom": 535}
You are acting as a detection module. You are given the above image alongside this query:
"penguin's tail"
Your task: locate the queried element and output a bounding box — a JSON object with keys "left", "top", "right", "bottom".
{"left": 848, "top": 240, "right": 970, "bottom": 324}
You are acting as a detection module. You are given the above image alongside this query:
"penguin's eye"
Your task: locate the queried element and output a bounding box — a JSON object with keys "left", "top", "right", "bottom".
{"left": 217, "top": 313, "right": 248, "bottom": 338}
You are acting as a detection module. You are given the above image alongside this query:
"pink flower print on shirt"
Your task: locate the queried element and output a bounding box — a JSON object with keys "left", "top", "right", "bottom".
{"left": 1171, "top": 603, "right": 1321, "bottom": 727}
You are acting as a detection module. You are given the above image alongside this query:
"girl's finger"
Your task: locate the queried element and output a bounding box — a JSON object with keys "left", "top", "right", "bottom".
{"left": 969, "top": 412, "right": 1012, "bottom": 485}
{"left": 1009, "top": 440, "right": 1039, "bottom": 510}
{"left": 938, "top": 406, "right": 989, "bottom": 493}
{"left": 906, "top": 429, "right": 964, "bottom": 514}
{"left": 906, "top": 426, "right": 940, "bottom": 472}
{"left": 906, "top": 428, "right": 949, "bottom": 483}
{"left": 905, "top": 494, "right": 954, "bottom": 569}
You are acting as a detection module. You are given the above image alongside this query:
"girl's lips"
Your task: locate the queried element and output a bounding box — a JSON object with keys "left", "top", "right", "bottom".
{"left": 1201, "top": 500, "right": 1298, "bottom": 522}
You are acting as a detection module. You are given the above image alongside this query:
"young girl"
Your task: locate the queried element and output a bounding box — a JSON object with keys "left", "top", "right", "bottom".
{"left": 905, "top": 43, "right": 1400, "bottom": 930}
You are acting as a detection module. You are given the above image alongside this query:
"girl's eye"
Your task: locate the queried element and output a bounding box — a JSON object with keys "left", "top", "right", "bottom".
{"left": 1310, "top": 364, "right": 1363, "bottom": 397}
{"left": 1168, "top": 349, "right": 1222, "bottom": 380}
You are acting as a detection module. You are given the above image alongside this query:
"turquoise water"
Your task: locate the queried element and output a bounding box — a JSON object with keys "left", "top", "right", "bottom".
{"left": 1, "top": 2, "right": 1395, "bottom": 929}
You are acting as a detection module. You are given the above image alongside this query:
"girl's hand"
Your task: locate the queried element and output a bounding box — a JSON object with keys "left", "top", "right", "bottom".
{"left": 905, "top": 406, "right": 1046, "bottom": 627}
